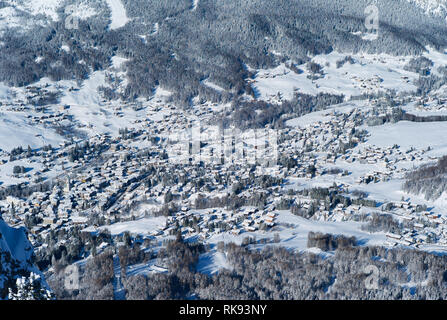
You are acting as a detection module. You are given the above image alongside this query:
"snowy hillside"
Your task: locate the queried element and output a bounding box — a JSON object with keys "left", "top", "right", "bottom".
{"left": 0, "top": 218, "right": 32, "bottom": 263}
{"left": 0, "top": 218, "right": 47, "bottom": 299}
{"left": 5, "top": 0, "right": 63, "bottom": 21}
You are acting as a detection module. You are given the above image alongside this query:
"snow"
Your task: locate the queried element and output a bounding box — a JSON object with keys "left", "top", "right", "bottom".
{"left": 16, "top": 0, "right": 63, "bottom": 21}
{"left": 202, "top": 79, "right": 225, "bottom": 92}
{"left": 12, "top": 0, "right": 96, "bottom": 21}
{"left": 422, "top": 47, "right": 447, "bottom": 78}
{"left": 367, "top": 121, "right": 447, "bottom": 154}
{"left": 0, "top": 83, "right": 11, "bottom": 100}
{"left": 407, "top": 0, "right": 447, "bottom": 19}
{"left": 202, "top": 210, "right": 388, "bottom": 253}
{"left": 99, "top": 216, "right": 167, "bottom": 236}
{"left": 253, "top": 51, "right": 419, "bottom": 103}
{"left": 0, "top": 219, "right": 50, "bottom": 296}
{"left": 402, "top": 100, "right": 447, "bottom": 117}
{"left": 152, "top": 22, "right": 159, "bottom": 35}
{"left": 105, "top": 0, "right": 129, "bottom": 30}
{"left": 286, "top": 110, "right": 335, "bottom": 128}
{"left": 111, "top": 56, "right": 128, "bottom": 70}
{"left": 0, "top": 111, "right": 64, "bottom": 152}
{"left": 0, "top": 0, "right": 97, "bottom": 34}
{"left": 0, "top": 4, "right": 48, "bottom": 34}
{"left": 197, "top": 251, "right": 232, "bottom": 275}
{"left": 191, "top": 0, "right": 199, "bottom": 11}
{"left": 125, "top": 260, "right": 168, "bottom": 277}
{"left": 151, "top": 86, "right": 173, "bottom": 100}
{"left": 59, "top": 71, "right": 106, "bottom": 109}
{"left": 68, "top": 2, "right": 97, "bottom": 20}
{"left": 0, "top": 219, "right": 32, "bottom": 264}
{"left": 56, "top": 71, "right": 142, "bottom": 136}
{"left": 0, "top": 7, "right": 23, "bottom": 31}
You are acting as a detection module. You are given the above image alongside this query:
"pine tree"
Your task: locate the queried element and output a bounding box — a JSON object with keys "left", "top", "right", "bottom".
{"left": 8, "top": 273, "right": 53, "bottom": 300}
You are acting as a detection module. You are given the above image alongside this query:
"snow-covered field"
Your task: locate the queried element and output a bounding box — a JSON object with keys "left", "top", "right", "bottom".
{"left": 252, "top": 51, "right": 419, "bottom": 102}
{"left": 0, "top": 111, "right": 64, "bottom": 151}
{"left": 0, "top": 0, "right": 99, "bottom": 35}
{"left": 367, "top": 121, "right": 447, "bottom": 154}
{"left": 253, "top": 48, "right": 447, "bottom": 105}
{"left": 68, "top": 2, "right": 98, "bottom": 20}
{"left": 99, "top": 216, "right": 167, "bottom": 236}
{"left": 201, "top": 79, "right": 225, "bottom": 92}
{"left": 105, "top": 0, "right": 129, "bottom": 30}
{"left": 0, "top": 83, "right": 11, "bottom": 100}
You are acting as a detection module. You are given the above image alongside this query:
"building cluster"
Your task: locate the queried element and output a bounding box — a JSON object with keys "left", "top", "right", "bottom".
{"left": 0, "top": 85, "right": 446, "bottom": 259}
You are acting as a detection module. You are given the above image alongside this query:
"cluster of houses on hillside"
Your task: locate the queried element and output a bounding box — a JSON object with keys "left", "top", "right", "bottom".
{"left": 1, "top": 84, "right": 447, "bottom": 260}
{"left": 147, "top": 207, "right": 278, "bottom": 241}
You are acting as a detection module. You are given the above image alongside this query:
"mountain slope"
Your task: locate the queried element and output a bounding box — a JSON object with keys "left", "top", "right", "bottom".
{"left": 0, "top": 217, "right": 47, "bottom": 299}
{"left": 407, "top": 0, "right": 447, "bottom": 19}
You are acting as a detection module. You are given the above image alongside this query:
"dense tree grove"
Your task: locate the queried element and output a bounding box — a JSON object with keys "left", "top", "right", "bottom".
{"left": 404, "top": 155, "right": 447, "bottom": 200}
{"left": 119, "top": 234, "right": 447, "bottom": 300}
{"left": 224, "top": 92, "right": 345, "bottom": 129}
{"left": 42, "top": 224, "right": 447, "bottom": 300}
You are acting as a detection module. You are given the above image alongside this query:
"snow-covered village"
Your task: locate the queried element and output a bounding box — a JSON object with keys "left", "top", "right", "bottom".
{"left": 3, "top": 0, "right": 447, "bottom": 302}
